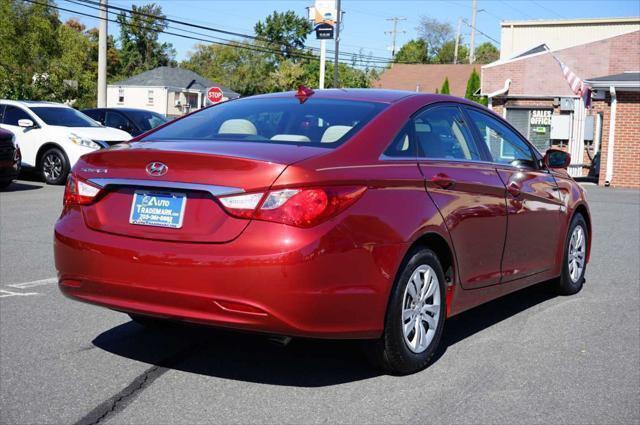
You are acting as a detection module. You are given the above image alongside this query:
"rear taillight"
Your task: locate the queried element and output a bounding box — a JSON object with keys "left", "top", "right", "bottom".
{"left": 219, "top": 186, "right": 366, "bottom": 228}
{"left": 63, "top": 174, "right": 102, "bottom": 207}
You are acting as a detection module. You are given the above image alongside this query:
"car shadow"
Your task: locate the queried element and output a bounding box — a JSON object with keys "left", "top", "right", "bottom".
{"left": 92, "top": 282, "right": 557, "bottom": 387}
{"left": 0, "top": 181, "right": 43, "bottom": 192}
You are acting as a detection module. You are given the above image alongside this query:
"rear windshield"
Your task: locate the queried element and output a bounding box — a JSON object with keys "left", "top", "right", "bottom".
{"left": 30, "top": 107, "right": 100, "bottom": 127}
{"left": 141, "top": 97, "right": 386, "bottom": 148}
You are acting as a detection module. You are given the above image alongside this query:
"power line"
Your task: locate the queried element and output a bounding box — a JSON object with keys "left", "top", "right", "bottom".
{"left": 73, "top": 0, "right": 398, "bottom": 64}
{"left": 462, "top": 18, "right": 500, "bottom": 45}
{"left": 529, "top": 0, "right": 567, "bottom": 19}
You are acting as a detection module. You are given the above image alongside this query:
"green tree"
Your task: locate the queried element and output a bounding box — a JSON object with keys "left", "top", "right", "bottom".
{"left": 474, "top": 42, "right": 499, "bottom": 64}
{"left": 116, "top": 3, "right": 175, "bottom": 77}
{"left": 182, "top": 42, "right": 275, "bottom": 95}
{"left": 440, "top": 77, "right": 450, "bottom": 95}
{"left": 394, "top": 39, "right": 428, "bottom": 63}
{"left": 435, "top": 40, "right": 469, "bottom": 64}
{"left": 464, "top": 68, "right": 488, "bottom": 106}
{"left": 254, "top": 11, "right": 312, "bottom": 60}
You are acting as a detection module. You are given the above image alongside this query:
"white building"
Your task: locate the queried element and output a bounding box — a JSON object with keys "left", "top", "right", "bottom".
{"left": 107, "top": 67, "right": 240, "bottom": 118}
{"left": 499, "top": 16, "right": 640, "bottom": 59}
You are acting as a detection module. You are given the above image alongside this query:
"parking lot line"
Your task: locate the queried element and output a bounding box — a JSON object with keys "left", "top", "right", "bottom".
{"left": 0, "top": 289, "right": 39, "bottom": 298}
{"left": 7, "top": 277, "right": 58, "bottom": 289}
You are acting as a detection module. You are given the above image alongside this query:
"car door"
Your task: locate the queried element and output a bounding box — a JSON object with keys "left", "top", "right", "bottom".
{"left": 464, "top": 106, "right": 563, "bottom": 282}
{"left": 0, "top": 105, "right": 43, "bottom": 167}
{"left": 415, "top": 104, "right": 508, "bottom": 289}
{"left": 105, "top": 111, "right": 138, "bottom": 136}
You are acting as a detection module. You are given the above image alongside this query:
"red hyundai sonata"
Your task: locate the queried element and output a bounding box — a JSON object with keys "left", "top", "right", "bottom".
{"left": 55, "top": 89, "right": 591, "bottom": 374}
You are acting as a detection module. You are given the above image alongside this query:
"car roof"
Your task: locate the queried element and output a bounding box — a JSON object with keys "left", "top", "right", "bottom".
{"left": 0, "top": 99, "right": 69, "bottom": 108}
{"left": 81, "top": 107, "right": 159, "bottom": 113}
{"left": 249, "top": 88, "right": 419, "bottom": 104}
{"left": 242, "top": 89, "right": 480, "bottom": 106}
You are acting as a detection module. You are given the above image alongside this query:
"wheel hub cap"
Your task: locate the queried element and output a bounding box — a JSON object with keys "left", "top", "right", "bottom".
{"left": 401, "top": 265, "right": 441, "bottom": 354}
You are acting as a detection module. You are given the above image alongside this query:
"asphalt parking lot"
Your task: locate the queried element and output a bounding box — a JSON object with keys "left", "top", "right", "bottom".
{"left": 1, "top": 178, "right": 638, "bottom": 425}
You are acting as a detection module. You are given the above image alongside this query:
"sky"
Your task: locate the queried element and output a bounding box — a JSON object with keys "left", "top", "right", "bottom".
{"left": 58, "top": 0, "right": 640, "bottom": 63}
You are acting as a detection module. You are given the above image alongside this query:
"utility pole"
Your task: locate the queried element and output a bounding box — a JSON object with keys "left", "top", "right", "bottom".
{"left": 333, "top": 0, "right": 341, "bottom": 88}
{"left": 385, "top": 17, "right": 406, "bottom": 57}
{"left": 319, "top": 39, "right": 326, "bottom": 89}
{"left": 454, "top": 17, "right": 461, "bottom": 64}
{"left": 97, "top": 0, "right": 107, "bottom": 107}
{"left": 469, "top": 0, "right": 477, "bottom": 64}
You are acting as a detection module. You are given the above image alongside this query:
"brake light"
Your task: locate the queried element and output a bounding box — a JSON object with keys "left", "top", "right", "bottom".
{"left": 63, "top": 174, "right": 102, "bottom": 207}
{"left": 219, "top": 186, "right": 366, "bottom": 228}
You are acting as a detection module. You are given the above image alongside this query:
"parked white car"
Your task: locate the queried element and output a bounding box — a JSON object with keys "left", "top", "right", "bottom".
{"left": 0, "top": 100, "right": 131, "bottom": 184}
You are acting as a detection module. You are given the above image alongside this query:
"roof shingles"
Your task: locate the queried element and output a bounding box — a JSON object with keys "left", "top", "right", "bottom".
{"left": 112, "top": 66, "right": 239, "bottom": 97}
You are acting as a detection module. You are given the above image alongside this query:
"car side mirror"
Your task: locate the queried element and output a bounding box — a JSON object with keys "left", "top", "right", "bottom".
{"left": 18, "top": 119, "right": 34, "bottom": 128}
{"left": 544, "top": 149, "right": 571, "bottom": 169}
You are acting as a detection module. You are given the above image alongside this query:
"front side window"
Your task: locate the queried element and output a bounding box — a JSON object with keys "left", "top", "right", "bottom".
{"left": 127, "top": 110, "right": 168, "bottom": 132}
{"left": 413, "top": 106, "right": 481, "bottom": 161}
{"left": 466, "top": 108, "right": 535, "bottom": 167}
{"left": 142, "top": 97, "right": 387, "bottom": 148}
{"left": 30, "top": 107, "right": 100, "bottom": 127}
{"left": 3, "top": 106, "right": 32, "bottom": 126}
{"left": 105, "top": 112, "right": 133, "bottom": 132}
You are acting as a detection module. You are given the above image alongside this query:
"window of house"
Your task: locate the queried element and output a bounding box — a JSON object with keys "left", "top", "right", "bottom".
{"left": 118, "top": 88, "right": 125, "bottom": 104}
{"left": 147, "top": 90, "right": 154, "bottom": 105}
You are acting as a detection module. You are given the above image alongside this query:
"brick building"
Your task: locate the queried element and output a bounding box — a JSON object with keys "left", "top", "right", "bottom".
{"left": 481, "top": 28, "right": 640, "bottom": 187}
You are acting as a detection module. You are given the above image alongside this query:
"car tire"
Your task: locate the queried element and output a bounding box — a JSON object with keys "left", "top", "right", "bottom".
{"left": 553, "top": 213, "right": 588, "bottom": 295}
{"left": 128, "top": 313, "right": 169, "bottom": 328}
{"left": 40, "top": 147, "right": 69, "bottom": 185}
{"left": 364, "top": 247, "right": 446, "bottom": 375}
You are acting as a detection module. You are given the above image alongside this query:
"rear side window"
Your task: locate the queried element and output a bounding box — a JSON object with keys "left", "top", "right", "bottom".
{"left": 3, "top": 106, "right": 31, "bottom": 125}
{"left": 466, "top": 109, "right": 535, "bottom": 166}
{"left": 414, "top": 106, "right": 481, "bottom": 161}
{"left": 142, "top": 98, "right": 387, "bottom": 148}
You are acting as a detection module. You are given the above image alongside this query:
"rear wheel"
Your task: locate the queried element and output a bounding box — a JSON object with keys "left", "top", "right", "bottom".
{"left": 364, "top": 248, "right": 446, "bottom": 375}
{"left": 553, "top": 213, "right": 588, "bottom": 295}
{"left": 40, "top": 148, "right": 69, "bottom": 185}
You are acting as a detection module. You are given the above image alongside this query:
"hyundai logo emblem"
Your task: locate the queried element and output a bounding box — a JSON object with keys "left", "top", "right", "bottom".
{"left": 146, "top": 162, "right": 168, "bottom": 177}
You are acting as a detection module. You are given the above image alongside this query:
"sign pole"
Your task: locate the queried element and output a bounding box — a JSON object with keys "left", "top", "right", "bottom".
{"left": 319, "top": 39, "right": 326, "bottom": 89}
{"left": 333, "top": 0, "right": 341, "bottom": 87}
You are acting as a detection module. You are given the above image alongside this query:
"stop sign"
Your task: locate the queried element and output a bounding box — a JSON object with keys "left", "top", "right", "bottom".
{"left": 207, "top": 87, "right": 223, "bottom": 103}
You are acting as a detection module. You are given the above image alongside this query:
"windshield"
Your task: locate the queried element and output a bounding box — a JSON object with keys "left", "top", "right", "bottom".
{"left": 141, "top": 97, "right": 387, "bottom": 148}
{"left": 30, "top": 107, "right": 100, "bottom": 127}
{"left": 127, "top": 110, "right": 169, "bottom": 131}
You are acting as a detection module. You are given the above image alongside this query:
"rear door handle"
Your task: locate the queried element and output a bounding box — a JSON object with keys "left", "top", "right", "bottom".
{"left": 507, "top": 181, "right": 521, "bottom": 197}
{"left": 431, "top": 173, "right": 455, "bottom": 189}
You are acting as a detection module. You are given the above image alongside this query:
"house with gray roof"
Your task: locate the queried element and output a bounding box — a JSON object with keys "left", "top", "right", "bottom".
{"left": 107, "top": 66, "right": 240, "bottom": 118}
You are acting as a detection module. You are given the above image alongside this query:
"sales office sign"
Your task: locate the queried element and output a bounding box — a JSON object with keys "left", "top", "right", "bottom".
{"left": 530, "top": 110, "right": 552, "bottom": 126}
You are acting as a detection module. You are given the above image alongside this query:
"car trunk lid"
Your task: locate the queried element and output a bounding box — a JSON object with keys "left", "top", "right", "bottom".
{"left": 74, "top": 140, "right": 327, "bottom": 243}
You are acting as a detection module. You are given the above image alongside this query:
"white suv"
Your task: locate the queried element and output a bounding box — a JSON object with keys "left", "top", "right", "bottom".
{"left": 0, "top": 100, "right": 131, "bottom": 184}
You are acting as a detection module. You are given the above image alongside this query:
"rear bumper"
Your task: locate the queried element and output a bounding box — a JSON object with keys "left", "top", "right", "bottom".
{"left": 54, "top": 208, "right": 406, "bottom": 339}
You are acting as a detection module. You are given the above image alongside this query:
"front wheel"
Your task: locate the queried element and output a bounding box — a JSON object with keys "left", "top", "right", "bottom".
{"left": 553, "top": 213, "right": 588, "bottom": 295}
{"left": 40, "top": 148, "right": 69, "bottom": 185}
{"left": 364, "top": 248, "right": 446, "bottom": 375}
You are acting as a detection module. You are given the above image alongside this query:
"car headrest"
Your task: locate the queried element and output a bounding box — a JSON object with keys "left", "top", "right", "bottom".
{"left": 270, "top": 134, "right": 311, "bottom": 142}
{"left": 320, "top": 125, "right": 352, "bottom": 143}
{"left": 218, "top": 119, "right": 257, "bottom": 135}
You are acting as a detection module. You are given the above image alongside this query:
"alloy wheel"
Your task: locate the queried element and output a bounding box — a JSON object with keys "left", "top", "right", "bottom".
{"left": 568, "top": 224, "right": 586, "bottom": 283}
{"left": 42, "top": 153, "right": 63, "bottom": 181}
{"left": 401, "top": 264, "right": 441, "bottom": 354}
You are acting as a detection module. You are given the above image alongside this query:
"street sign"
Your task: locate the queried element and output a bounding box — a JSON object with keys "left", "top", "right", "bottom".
{"left": 207, "top": 87, "right": 223, "bottom": 103}
{"left": 315, "top": 23, "right": 334, "bottom": 40}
